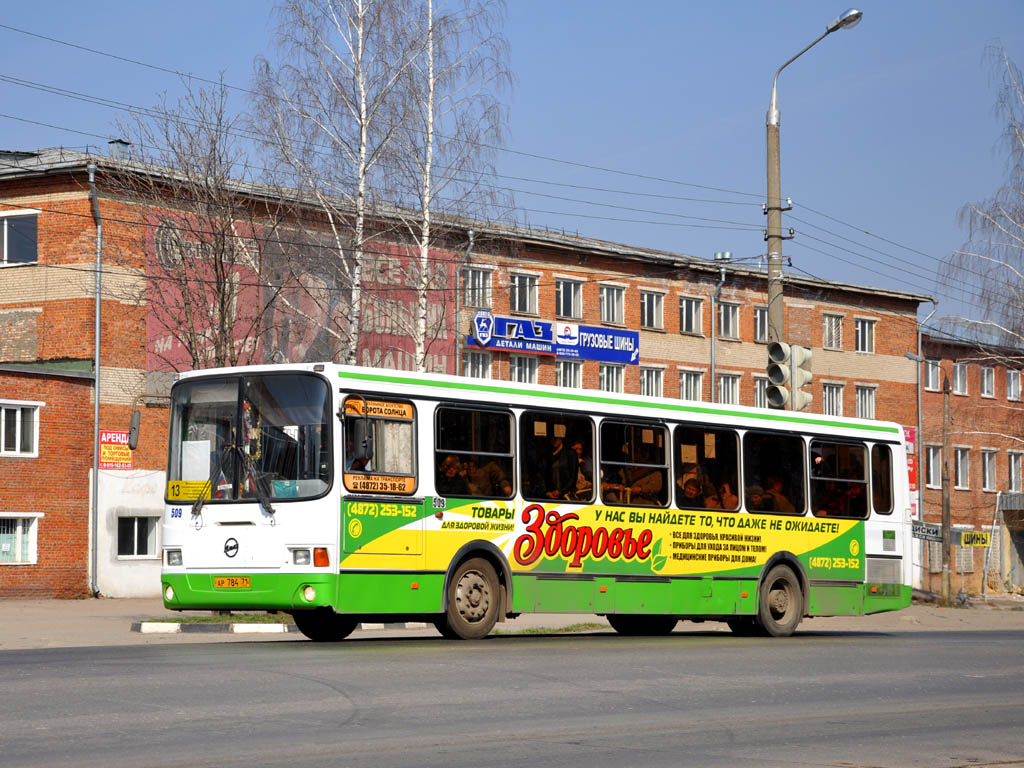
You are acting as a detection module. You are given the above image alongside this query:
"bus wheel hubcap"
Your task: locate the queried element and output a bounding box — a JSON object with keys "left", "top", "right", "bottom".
{"left": 769, "top": 584, "right": 790, "bottom": 617}
{"left": 456, "top": 570, "right": 490, "bottom": 622}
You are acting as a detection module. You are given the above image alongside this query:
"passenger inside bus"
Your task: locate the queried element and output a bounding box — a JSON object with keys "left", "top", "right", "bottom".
{"left": 437, "top": 454, "right": 470, "bottom": 496}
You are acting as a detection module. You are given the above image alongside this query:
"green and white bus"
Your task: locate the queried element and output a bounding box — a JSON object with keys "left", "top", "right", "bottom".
{"left": 161, "top": 363, "right": 913, "bottom": 639}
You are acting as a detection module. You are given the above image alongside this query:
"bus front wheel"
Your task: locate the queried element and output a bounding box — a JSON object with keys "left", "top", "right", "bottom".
{"left": 291, "top": 608, "right": 358, "bottom": 642}
{"left": 756, "top": 565, "right": 803, "bottom": 637}
{"left": 437, "top": 557, "right": 499, "bottom": 640}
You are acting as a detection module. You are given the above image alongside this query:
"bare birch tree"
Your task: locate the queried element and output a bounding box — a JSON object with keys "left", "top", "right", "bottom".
{"left": 941, "top": 42, "right": 1024, "bottom": 356}
{"left": 108, "top": 81, "right": 285, "bottom": 372}
{"left": 385, "top": 0, "right": 512, "bottom": 371}
{"left": 253, "top": 0, "right": 409, "bottom": 364}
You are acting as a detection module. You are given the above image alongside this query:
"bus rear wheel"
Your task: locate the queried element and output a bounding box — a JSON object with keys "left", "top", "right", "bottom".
{"left": 437, "top": 557, "right": 499, "bottom": 640}
{"left": 756, "top": 565, "right": 803, "bottom": 637}
{"left": 607, "top": 615, "right": 678, "bottom": 636}
{"left": 291, "top": 608, "right": 358, "bottom": 642}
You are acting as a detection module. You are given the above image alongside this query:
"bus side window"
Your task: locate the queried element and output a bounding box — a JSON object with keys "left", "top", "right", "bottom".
{"left": 674, "top": 425, "right": 739, "bottom": 511}
{"left": 872, "top": 444, "right": 894, "bottom": 514}
{"left": 743, "top": 432, "right": 805, "bottom": 514}
{"left": 809, "top": 440, "right": 868, "bottom": 518}
{"left": 435, "top": 406, "right": 514, "bottom": 499}
{"left": 599, "top": 421, "right": 668, "bottom": 508}
{"left": 520, "top": 412, "right": 594, "bottom": 503}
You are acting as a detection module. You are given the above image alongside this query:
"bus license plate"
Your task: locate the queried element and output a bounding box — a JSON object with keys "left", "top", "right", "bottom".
{"left": 214, "top": 576, "right": 251, "bottom": 589}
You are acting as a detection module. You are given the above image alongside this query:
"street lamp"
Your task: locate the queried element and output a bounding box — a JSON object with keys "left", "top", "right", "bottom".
{"left": 765, "top": 8, "right": 862, "bottom": 407}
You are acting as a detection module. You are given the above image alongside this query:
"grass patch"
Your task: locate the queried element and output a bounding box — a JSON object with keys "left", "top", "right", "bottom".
{"left": 493, "top": 621, "right": 606, "bottom": 636}
{"left": 155, "top": 612, "right": 292, "bottom": 625}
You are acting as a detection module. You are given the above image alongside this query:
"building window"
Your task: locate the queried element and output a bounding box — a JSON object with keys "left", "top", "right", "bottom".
{"left": 641, "top": 367, "right": 663, "bottom": 397}
{"left": 1009, "top": 452, "right": 1022, "bottom": 492}
{"left": 463, "top": 267, "right": 491, "bottom": 307}
{"left": 1, "top": 402, "right": 39, "bottom": 456}
{"left": 926, "top": 445, "right": 942, "bottom": 489}
{"left": 981, "top": 366, "right": 995, "bottom": 398}
{"left": 954, "top": 447, "right": 970, "bottom": 489}
{"left": 953, "top": 362, "right": 968, "bottom": 394}
{"left": 1, "top": 212, "right": 38, "bottom": 266}
{"left": 823, "top": 383, "right": 843, "bottom": 416}
{"left": 753, "top": 307, "right": 768, "bottom": 344}
{"left": 679, "top": 297, "right": 702, "bottom": 335}
{"left": 717, "top": 303, "right": 739, "bottom": 339}
{"left": 753, "top": 376, "right": 768, "bottom": 409}
{"left": 640, "top": 291, "right": 664, "bottom": 330}
{"left": 925, "top": 359, "right": 941, "bottom": 391}
{"left": 510, "top": 273, "right": 538, "bottom": 314}
{"left": 556, "top": 359, "right": 582, "bottom": 388}
{"left": 117, "top": 516, "right": 159, "bottom": 558}
{"left": 955, "top": 531, "right": 976, "bottom": 574}
{"left": 855, "top": 318, "right": 875, "bottom": 353}
{"left": 1009, "top": 369, "right": 1021, "bottom": 401}
{"left": 462, "top": 351, "right": 491, "bottom": 379}
{"left": 0, "top": 515, "right": 40, "bottom": 564}
{"left": 509, "top": 355, "right": 537, "bottom": 384}
{"left": 680, "top": 371, "right": 702, "bottom": 401}
{"left": 599, "top": 364, "right": 623, "bottom": 393}
{"left": 982, "top": 450, "right": 997, "bottom": 492}
{"left": 555, "top": 279, "right": 582, "bottom": 319}
{"left": 823, "top": 314, "right": 842, "bottom": 350}
{"left": 717, "top": 374, "right": 739, "bottom": 405}
{"left": 600, "top": 285, "right": 624, "bottom": 325}
{"left": 855, "top": 386, "right": 875, "bottom": 419}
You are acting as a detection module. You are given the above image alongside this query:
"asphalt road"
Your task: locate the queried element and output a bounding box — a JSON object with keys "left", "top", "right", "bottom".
{"left": 3, "top": 626, "right": 1023, "bottom": 768}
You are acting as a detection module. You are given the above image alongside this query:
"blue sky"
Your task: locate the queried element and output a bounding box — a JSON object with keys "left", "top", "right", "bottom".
{"left": 2, "top": 1, "right": 1022, "bottom": 325}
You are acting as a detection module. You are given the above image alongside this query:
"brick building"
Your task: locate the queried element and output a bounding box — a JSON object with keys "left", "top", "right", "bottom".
{"left": 0, "top": 145, "right": 952, "bottom": 598}
{"left": 918, "top": 332, "right": 1024, "bottom": 595}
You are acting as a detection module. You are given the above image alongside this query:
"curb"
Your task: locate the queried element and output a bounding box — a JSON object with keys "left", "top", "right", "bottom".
{"left": 131, "top": 621, "right": 431, "bottom": 635}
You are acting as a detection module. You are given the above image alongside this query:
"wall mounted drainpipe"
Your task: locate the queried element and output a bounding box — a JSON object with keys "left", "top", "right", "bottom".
{"left": 88, "top": 162, "right": 103, "bottom": 597}
{"left": 454, "top": 230, "right": 474, "bottom": 377}
{"left": 710, "top": 262, "right": 727, "bottom": 403}
{"left": 916, "top": 299, "right": 937, "bottom": 590}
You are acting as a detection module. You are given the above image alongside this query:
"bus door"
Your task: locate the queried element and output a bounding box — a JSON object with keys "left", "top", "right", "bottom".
{"left": 340, "top": 396, "right": 423, "bottom": 556}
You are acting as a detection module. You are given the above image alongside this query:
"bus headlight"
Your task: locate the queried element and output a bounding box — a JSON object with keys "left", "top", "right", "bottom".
{"left": 165, "top": 585, "right": 175, "bottom": 601}
{"left": 166, "top": 549, "right": 183, "bottom": 567}
{"left": 303, "top": 586, "right": 317, "bottom": 602}
{"left": 292, "top": 548, "right": 311, "bottom": 565}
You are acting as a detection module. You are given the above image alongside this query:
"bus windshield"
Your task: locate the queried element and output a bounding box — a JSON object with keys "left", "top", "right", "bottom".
{"left": 167, "top": 373, "right": 331, "bottom": 502}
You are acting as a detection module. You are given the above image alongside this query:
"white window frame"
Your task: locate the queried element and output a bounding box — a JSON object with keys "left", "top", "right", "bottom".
{"left": 1009, "top": 451, "right": 1022, "bottom": 493}
{"left": 600, "top": 284, "right": 625, "bottom": 325}
{"left": 954, "top": 447, "right": 970, "bottom": 490}
{"left": 556, "top": 359, "right": 582, "bottom": 389}
{"left": 753, "top": 376, "right": 768, "bottom": 409}
{"left": 509, "top": 273, "right": 538, "bottom": 315}
{"left": 982, "top": 449, "right": 997, "bottom": 492}
{"left": 462, "top": 266, "right": 492, "bottom": 308}
{"left": 680, "top": 370, "right": 703, "bottom": 402}
{"left": 555, "top": 278, "right": 582, "bottom": 319}
{"left": 0, "top": 209, "right": 40, "bottom": 267}
{"left": 0, "top": 400, "right": 42, "bottom": 457}
{"left": 855, "top": 385, "right": 875, "bottom": 419}
{"left": 640, "top": 291, "right": 664, "bottom": 330}
{"left": 925, "top": 359, "right": 941, "bottom": 391}
{"left": 953, "top": 362, "right": 968, "bottom": 395}
{"left": 599, "top": 363, "right": 624, "bottom": 393}
{"left": 116, "top": 513, "right": 161, "bottom": 560}
{"left": 462, "top": 351, "right": 491, "bottom": 379}
{"left": 926, "top": 445, "right": 942, "bottom": 489}
{"left": 509, "top": 355, "right": 538, "bottom": 384}
{"left": 640, "top": 367, "right": 664, "bottom": 397}
{"left": 679, "top": 297, "right": 702, "bottom": 336}
{"left": 855, "top": 318, "right": 875, "bottom": 353}
{"left": 717, "top": 303, "right": 739, "bottom": 340}
{"left": 753, "top": 306, "right": 769, "bottom": 344}
{"left": 981, "top": 366, "right": 995, "bottom": 398}
{"left": 823, "top": 314, "right": 843, "bottom": 350}
{"left": 0, "top": 512, "right": 43, "bottom": 565}
{"left": 822, "top": 382, "right": 843, "bottom": 417}
{"left": 716, "top": 373, "right": 740, "bottom": 405}
{"left": 1008, "top": 369, "right": 1021, "bottom": 401}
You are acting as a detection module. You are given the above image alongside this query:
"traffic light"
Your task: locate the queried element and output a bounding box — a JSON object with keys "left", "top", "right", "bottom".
{"left": 766, "top": 342, "right": 813, "bottom": 411}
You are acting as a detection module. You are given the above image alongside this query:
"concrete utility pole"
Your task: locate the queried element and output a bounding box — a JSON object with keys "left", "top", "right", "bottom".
{"left": 942, "top": 377, "right": 952, "bottom": 605}
{"left": 765, "top": 9, "right": 862, "bottom": 404}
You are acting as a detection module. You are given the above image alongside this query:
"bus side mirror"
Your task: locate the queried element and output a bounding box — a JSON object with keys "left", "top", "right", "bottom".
{"left": 128, "top": 410, "right": 141, "bottom": 451}
{"left": 352, "top": 418, "right": 373, "bottom": 460}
